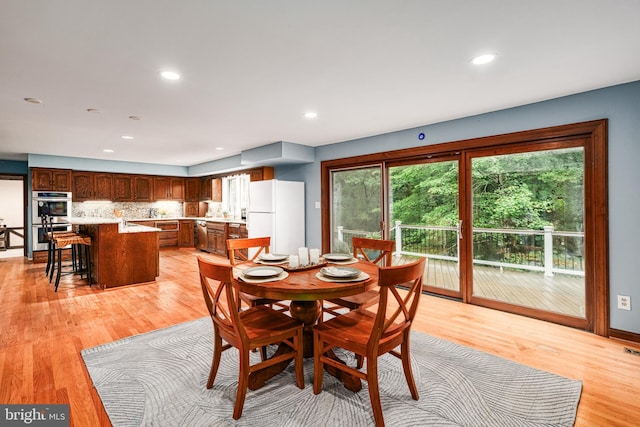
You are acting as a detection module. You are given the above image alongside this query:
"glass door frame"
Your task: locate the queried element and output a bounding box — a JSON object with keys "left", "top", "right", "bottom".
{"left": 386, "top": 154, "right": 464, "bottom": 300}
{"left": 321, "top": 119, "right": 608, "bottom": 335}
{"left": 462, "top": 137, "right": 591, "bottom": 330}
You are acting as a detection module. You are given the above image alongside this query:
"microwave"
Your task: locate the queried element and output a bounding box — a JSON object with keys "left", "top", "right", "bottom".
{"left": 32, "top": 191, "right": 72, "bottom": 224}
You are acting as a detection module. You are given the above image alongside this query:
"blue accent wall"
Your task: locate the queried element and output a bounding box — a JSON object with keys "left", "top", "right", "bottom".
{"left": 0, "top": 160, "right": 28, "bottom": 174}
{"left": 279, "top": 80, "right": 640, "bottom": 334}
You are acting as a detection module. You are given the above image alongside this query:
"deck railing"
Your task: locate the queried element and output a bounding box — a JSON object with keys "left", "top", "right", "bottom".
{"left": 336, "top": 222, "right": 584, "bottom": 277}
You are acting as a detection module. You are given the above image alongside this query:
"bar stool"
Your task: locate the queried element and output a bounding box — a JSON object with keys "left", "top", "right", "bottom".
{"left": 51, "top": 232, "right": 92, "bottom": 291}
{"left": 42, "top": 215, "right": 77, "bottom": 280}
{"left": 42, "top": 215, "right": 93, "bottom": 291}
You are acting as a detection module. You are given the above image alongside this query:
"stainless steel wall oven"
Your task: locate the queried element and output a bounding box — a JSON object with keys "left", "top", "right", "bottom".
{"left": 31, "top": 191, "right": 72, "bottom": 251}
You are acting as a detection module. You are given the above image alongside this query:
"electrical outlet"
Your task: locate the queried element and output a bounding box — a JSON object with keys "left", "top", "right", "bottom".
{"left": 617, "top": 295, "right": 631, "bottom": 311}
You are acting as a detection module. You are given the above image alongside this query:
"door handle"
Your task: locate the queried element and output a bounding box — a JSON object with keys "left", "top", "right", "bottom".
{"left": 457, "top": 220, "right": 463, "bottom": 240}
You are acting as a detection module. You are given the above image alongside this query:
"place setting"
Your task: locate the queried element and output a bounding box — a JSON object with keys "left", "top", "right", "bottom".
{"left": 255, "top": 253, "right": 290, "bottom": 265}
{"left": 322, "top": 252, "right": 359, "bottom": 265}
{"left": 236, "top": 265, "right": 288, "bottom": 283}
{"left": 315, "top": 265, "right": 369, "bottom": 283}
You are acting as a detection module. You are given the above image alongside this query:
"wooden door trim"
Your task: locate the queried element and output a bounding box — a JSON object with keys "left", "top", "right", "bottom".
{"left": 322, "top": 119, "right": 608, "bottom": 336}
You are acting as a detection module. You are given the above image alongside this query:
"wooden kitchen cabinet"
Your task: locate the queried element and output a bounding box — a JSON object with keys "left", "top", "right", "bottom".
{"left": 32, "top": 168, "right": 72, "bottom": 191}
{"left": 113, "top": 174, "right": 134, "bottom": 201}
{"left": 155, "top": 220, "right": 179, "bottom": 247}
{"left": 183, "top": 202, "right": 199, "bottom": 217}
{"left": 200, "top": 177, "right": 222, "bottom": 202}
{"left": 113, "top": 174, "right": 154, "bottom": 201}
{"left": 206, "top": 221, "right": 226, "bottom": 255}
{"left": 249, "top": 166, "right": 274, "bottom": 182}
{"left": 72, "top": 171, "right": 113, "bottom": 201}
{"left": 154, "top": 177, "right": 184, "bottom": 201}
{"left": 184, "top": 178, "right": 200, "bottom": 202}
{"left": 178, "top": 220, "right": 195, "bottom": 247}
{"left": 133, "top": 176, "right": 153, "bottom": 201}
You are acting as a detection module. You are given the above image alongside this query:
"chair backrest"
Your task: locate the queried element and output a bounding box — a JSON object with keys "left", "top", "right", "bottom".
{"left": 227, "top": 237, "right": 271, "bottom": 266}
{"left": 41, "top": 214, "right": 54, "bottom": 240}
{"left": 197, "top": 256, "right": 246, "bottom": 343}
{"left": 371, "top": 257, "right": 426, "bottom": 345}
{"left": 352, "top": 237, "right": 394, "bottom": 266}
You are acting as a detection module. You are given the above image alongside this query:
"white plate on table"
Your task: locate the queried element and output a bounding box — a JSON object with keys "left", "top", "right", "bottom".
{"left": 258, "top": 253, "right": 289, "bottom": 262}
{"left": 322, "top": 253, "right": 353, "bottom": 262}
{"left": 320, "top": 266, "right": 361, "bottom": 279}
{"left": 243, "top": 266, "right": 284, "bottom": 279}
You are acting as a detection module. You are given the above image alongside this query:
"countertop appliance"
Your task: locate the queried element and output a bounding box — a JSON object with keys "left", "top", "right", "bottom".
{"left": 247, "top": 180, "right": 304, "bottom": 255}
{"left": 196, "top": 220, "right": 208, "bottom": 251}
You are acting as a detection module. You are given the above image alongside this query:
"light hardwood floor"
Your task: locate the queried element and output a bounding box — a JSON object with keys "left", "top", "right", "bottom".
{"left": 1, "top": 249, "right": 639, "bottom": 426}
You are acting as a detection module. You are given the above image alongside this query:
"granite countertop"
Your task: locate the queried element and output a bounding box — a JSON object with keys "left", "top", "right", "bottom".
{"left": 68, "top": 217, "right": 161, "bottom": 233}
{"left": 128, "top": 217, "right": 246, "bottom": 224}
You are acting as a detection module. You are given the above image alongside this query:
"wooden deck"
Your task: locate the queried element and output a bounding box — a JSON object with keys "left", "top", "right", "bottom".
{"left": 395, "top": 256, "right": 585, "bottom": 317}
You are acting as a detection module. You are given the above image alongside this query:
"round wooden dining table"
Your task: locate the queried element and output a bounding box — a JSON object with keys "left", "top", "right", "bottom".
{"left": 234, "top": 259, "right": 379, "bottom": 392}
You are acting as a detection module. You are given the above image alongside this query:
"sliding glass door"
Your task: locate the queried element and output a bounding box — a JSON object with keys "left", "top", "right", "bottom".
{"left": 468, "top": 144, "right": 586, "bottom": 319}
{"left": 388, "top": 158, "right": 461, "bottom": 298}
{"left": 322, "top": 120, "right": 607, "bottom": 333}
{"left": 330, "top": 165, "right": 383, "bottom": 253}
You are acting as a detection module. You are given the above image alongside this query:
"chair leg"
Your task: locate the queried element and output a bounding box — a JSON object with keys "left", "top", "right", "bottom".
{"left": 48, "top": 244, "right": 56, "bottom": 283}
{"left": 85, "top": 245, "right": 92, "bottom": 286}
{"left": 366, "top": 357, "right": 385, "bottom": 427}
{"left": 313, "top": 332, "right": 324, "bottom": 395}
{"left": 294, "top": 329, "right": 304, "bottom": 389}
{"left": 233, "top": 350, "right": 250, "bottom": 420}
{"left": 207, "top": 334, "right": 223, "bottom": 389}
{"left": 54, "top": 248, "right": 62, "bottom": 292}
{"left": 401, "top": 337, "right": 419, "bottom": 400}
{"left": 45, "top": 240, "right": 52, "bottom": 276}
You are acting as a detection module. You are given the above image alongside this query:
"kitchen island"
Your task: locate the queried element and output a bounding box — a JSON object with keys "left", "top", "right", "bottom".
{"left": 69, "top": 218, "right": 160, "bottom": 289}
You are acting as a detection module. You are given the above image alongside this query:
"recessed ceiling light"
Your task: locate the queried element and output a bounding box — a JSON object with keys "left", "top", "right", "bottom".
{"left": 160, "top": 71, "right": 181, "bottom": 80}
{"left": 215, "top": 147, "right": 224, "bottom": 151}
{"left": 471, "top": 53, "right": 497, "bottom": 65}
{"left": 129, "top": 115, "right": 141, "bottom": 121}
{"left": 304, "top": 111, "right": 318, "bottom": 119}
{"left": 24, "top": 97, "right": 43, "bottom": 104}
{"left": 121, "top": 135, "right": 134, "bottom": 140}
{"left": 103, "top": 149, "right": 114, "bottom": 153}
{"left": 86, "top": 108, "right": 100, "bottom": 113}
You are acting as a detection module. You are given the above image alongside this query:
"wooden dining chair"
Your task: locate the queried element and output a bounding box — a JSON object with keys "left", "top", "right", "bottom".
{"left": 197, "top": 256, "right": 304, "bottom": 420}
{"left": 313, "top": 257, "right": 426, "bottom": 427}
{"left": 227, "top": 236, "right": 289, "bottom": 313}
{"left": 323, "top": 237, "right": 394, "bottom": 316}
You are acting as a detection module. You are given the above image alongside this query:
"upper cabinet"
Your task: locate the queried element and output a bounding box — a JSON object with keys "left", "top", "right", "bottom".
{"left": 184, "top": 178, "right": 200, "bottom": 202}
{"left": 32, "top": 168, "right": 72, "bottom": 191}
{"left": 113, "top": 174, "right": 154, "bottom": 201}
{"left": 72, "top": 171, "right": 113, "bottom": 201}
{"left": 153, "top": 176, "right": 184, "bottom": 201}
{"left": 133, "top": 176, "right": 153, "bottom": 201}
{"left": 199, "top": 177, "right": 222, "bottom": 202}
{"left": 249, "top": 166, "right": 274, "bottom": 182}
{"left": 112, "top": 174, "right": 134, "bottom": 201}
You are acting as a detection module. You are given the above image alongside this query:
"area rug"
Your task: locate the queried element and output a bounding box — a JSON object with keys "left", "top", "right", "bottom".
{"left": 81, "top": 317, "right": 581, "bottom": 427}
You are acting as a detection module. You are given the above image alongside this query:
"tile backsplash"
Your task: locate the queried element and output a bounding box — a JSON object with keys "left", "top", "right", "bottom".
{"left": 73, "top": 201, "right": 183, "bottom": 219}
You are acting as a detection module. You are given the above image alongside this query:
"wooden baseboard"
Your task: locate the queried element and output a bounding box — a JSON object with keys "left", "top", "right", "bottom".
{"left": 610, "top": 328, "right": 640, "bottom": 344}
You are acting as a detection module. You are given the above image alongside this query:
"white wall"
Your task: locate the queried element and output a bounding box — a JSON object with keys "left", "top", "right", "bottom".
{"left": 0, "top": 179, "right": 25, "bottom": 246}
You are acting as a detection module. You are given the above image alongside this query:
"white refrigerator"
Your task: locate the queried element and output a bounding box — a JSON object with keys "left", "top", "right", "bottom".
{"left": 247, "top": 179, "right": 305, "bottom": 255}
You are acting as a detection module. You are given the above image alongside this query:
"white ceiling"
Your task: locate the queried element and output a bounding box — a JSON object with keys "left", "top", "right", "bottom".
{"left": 1, "top": 1, "right": 639, "bottom": 167}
